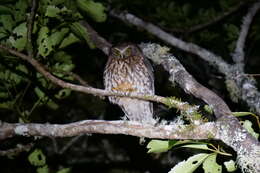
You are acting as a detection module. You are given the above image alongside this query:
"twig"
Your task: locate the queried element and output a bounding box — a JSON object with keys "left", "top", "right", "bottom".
{"left": 80, "top": 21, "right": 112, "bottom": 55}
{"left": 161, "top": 1, "right": 247, "bottom": 34}
{"left": 26, "top": 0, "right": 37, "bottom": 58}
{"left": 233, "top": 1, "right": 260, "bottom": 64}
{"left": 0, "top": 143, "right": 34, "bottom": 156}
{"left": 59, "top": 134, "right": 84, "bottom": 154}
{"left": 68, "top": 72, "right": 89, "bottom": 86}
{"left": 246, "top": 73, "right": 260, "bottom": 77}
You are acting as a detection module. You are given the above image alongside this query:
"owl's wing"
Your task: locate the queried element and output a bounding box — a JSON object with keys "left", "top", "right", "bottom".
{"left": 143, "top": 57, "right": 155, "bottom": 94}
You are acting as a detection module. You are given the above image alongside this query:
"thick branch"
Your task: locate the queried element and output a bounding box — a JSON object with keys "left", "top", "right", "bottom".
{"left": 0, "top": 120, "right": 215, "bottom": 140}
{"left": 233, "top": 1, "right": 260, "bottom": 64}
{"left": 140, "top": 43, "right": 231, "bottom": 119}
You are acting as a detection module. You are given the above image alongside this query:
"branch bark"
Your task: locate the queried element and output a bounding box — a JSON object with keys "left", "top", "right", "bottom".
{"left": 26, "top": 0, "right": 37, "bottom": 58}
{"left": 80, "top": 21, "right": 112, "bottom": 55}
{"left": 233, "top": 1, "right": 260, "bottom": 64}
{"left": 0, "top": 120, "right": 215, "bottom": 140}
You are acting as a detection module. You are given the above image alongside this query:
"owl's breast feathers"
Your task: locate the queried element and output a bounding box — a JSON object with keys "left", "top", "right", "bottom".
{"left": 105, "top": 55, "right": 145, "bottom": 91}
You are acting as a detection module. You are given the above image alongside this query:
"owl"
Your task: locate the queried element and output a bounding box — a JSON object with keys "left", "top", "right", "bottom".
{"left": 104, "top": 43, "right": 155, "bottom": 123}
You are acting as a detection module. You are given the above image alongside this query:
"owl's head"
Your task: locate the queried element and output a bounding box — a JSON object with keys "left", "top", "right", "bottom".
{"left": 110, "top": 43, "right": 141, "bottom": 59}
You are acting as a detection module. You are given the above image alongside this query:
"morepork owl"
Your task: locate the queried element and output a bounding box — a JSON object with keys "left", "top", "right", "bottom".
{"left": 104, "top": 43, "right": 155, "bottom": 123}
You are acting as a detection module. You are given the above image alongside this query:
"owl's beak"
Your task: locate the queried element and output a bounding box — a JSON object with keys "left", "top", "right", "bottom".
{"left": 120, "top": 53, "right": 124, "bottom": 59}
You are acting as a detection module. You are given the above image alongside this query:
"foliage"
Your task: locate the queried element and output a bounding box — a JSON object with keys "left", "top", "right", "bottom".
{"left": 28, "top": 149, "right": 46, "bottom": 166}
{"left": 0, "top": 0, "right": 107, "bottom": 120}
{"left": 28, "top": 149, "right": 71, "bottom": 173}
{"left": 147, "top": 140, "right": 234, "bottom": 173}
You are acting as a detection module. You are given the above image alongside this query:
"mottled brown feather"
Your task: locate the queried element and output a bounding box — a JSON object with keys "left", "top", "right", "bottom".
{"left": 103, "top": 43, "right": 155, "bottom": 123}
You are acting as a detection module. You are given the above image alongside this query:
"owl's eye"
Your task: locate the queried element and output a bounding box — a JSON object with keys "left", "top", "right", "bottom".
{"left": 124, "top": 47, "right": 131, "bottom": 57}
{"left": 112, "top": 49, "right": 121, "bottom": 57}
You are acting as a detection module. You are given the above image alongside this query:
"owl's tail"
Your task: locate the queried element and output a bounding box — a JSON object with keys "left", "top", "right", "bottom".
{"left": 121, "top": 99, "right": 156, "bottom": 124}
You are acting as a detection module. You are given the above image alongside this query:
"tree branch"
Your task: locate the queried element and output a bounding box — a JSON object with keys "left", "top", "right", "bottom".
{"left": 0, "top": 120, "right": 215, "bottom": 140}
{"left": 80, "top": 21, "right": 112, "bottom": 55}
{"left": 26, "top": 0, "right": 37, "bottom": 58}
{"left": 0, "top": 143, "right": 34, "bottom": 156}
{"left": 110, "top": 10, "right": 260, "bottom": 116}
{"left": 0, "top": 44, "right": 199, "bottom": 119}
{"left": 233, "top": 1, "right": 260, "bottom": 64}
{"left": 0, "top": 118, "right": 259, "bottom": 172}
{"left": 140, "top": 43, "right": 231, "bottom": 119}
{"left": 110, "top": 10, "right": 231, "bottom": 75}
{"left": 160, "top": 1, "right": 247, "bottom": 34}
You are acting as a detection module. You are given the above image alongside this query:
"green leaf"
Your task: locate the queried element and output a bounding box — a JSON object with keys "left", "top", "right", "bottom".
{"left": 56, "top": 168, "right": 71, "bottom": 173}
{"left": 34, "top": 85, "right": 59, "bottom": 109}
{"left": 28, "top": 149, "right": 46, "bottom": 166}
{"left": 232, "top": 111, "right": 260, "bottom": 129}
{"left": 241, "top": 120, "right": 259, "bottom": 139}
{"left": 181, "top": 144, "right": 210, "bottom": 151}
{"left": 224, "top": 160, "right": 237, "bottom": 172}
{"left": 0, "top": 27, "right": 8, "bottom": 39}
{"left": 40, "top": 0, "right": 66, "bottom": 6}
{"left": 45, "top": 5, "right": 77, "bottom": 19}
{"left": 37, "top": 27, "right": 69, "bottom": 57}
{"left": 70, "top": 22, "right": 95, "bottom": 48}
{"left": 53, "top": 51, "right": 72, "bottom": 63}
{"left": 147, "top": 140, "right": 201, "bottom": 153}
{"left": 232, "top": 112, "right": 255, "bottom": 117}
{"left": 53, "top": 62, "right": 75, "bottom": 73}
{"left": 0, "top": 91, "right": 9, "bottom": 99}
{"left": 37, "top": 26, "right": 50, "bottom": 57}
{"left": 202, "top": 154, "right": 222, "bottom": 173}
{"left": 55, "top": 89, "right": 71, "bottom": 99}
{"left": 47, "top": 100, "right": 59, "bottom": 110}
{"left": 0, "top": 5, "right": 13, "bottom": 15}
{"left": 76, "top": 0, "right": 107, "bottom": 22}
{"left": 34, "top": 87, "right": 48, "bottom": 102}
{"left": 0, "top": 100, "right": 14, "bottom": 109}
{"left": 147, "top": 140, "right": 171, "bottom": 153}
{"left": 13, "top": 0, "right": 28, "bottom": 23}
{"left": 225, "top": 24, "right": 239, "bottom": 41}
{"left": 49, "top": 28, "right": 69, "bottom": 46}
{"left": 0, "top": 64, "right": 27, "bottom": 86}
{"left": 0, "top": 15, "right": 14, "bottom": 32}
{"left": 59, "top": 33, "right": 80, "bottom": 48}
{"left": 16, "top": 64, "right": 28, "bottom": 74}
{"left": 37, "top": 165, "right": 49, "bottom": 173}
{"left": 45, "top": 5, "right": 61, "bottom": 18}
{"left": 168, "top": 153, "right": 210, "bottom": 173}
{"left": 8, "top": 22, "right": 27, "bottom": 51}
{"left": 203, "top": 105, "right": 214, "bottom": 115}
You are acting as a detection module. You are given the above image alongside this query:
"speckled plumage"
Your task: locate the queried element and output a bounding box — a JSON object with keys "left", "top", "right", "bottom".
{"left": 104, "top": 43, "right": 155, "bottom": 123}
